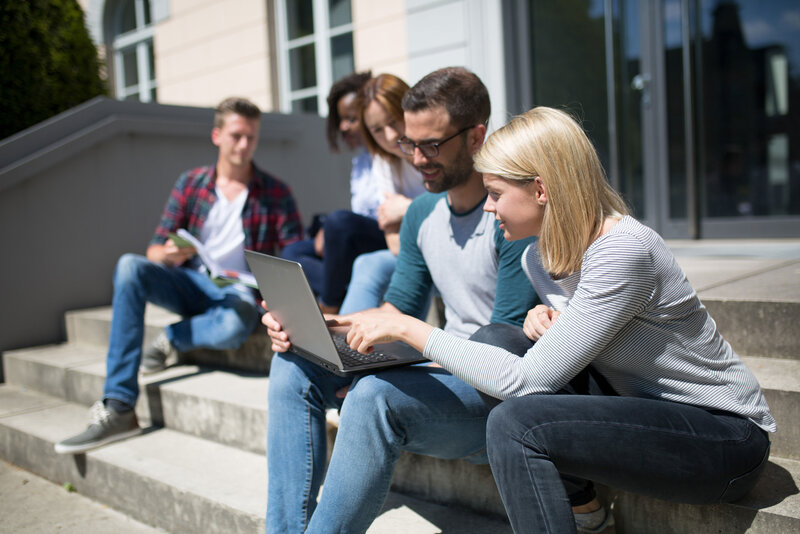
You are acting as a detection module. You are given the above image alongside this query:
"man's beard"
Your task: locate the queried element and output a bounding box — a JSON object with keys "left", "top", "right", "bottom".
{"left": 420, "top": 145, "right": 474, "bottom": 193}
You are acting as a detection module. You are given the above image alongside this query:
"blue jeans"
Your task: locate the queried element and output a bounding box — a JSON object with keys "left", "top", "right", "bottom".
{"left": 340, "top": 249, "right": 436, "bottom": 317}
{"left": 265, "top": 324, "right": 522, "bottom": 534}
{"left": 281, "top": 210, "right": 386, "bottom": 308}
{"left": 103, "top": 253, "right": 259, "bottom": 407}
{"left": 487, "top": 382, "right": 771, "bottom": 533}
{"left": 339, "top": 249, "right": 397, "bottom": 314}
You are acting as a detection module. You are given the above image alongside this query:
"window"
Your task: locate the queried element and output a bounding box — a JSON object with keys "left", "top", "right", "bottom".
{"left": 276, "top": 0, "right": 355, "bottom": 114}
{"left": 111, "top": 0, "right": 156, "bottom": 102}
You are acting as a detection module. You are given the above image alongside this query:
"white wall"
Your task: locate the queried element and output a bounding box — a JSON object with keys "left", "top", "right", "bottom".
{"left": 405, "top": 0, "right": 507, "bottom": 132}
{"left": 352, "top": 0, "right": 410, "bottom": 80}
{"left": 154, "top": 0, "right": 276, "bottom": 110}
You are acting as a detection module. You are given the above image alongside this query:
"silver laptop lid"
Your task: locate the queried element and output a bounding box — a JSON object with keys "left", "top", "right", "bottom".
{"left": 244, "top": 251, "right": 344, "bottom": 368}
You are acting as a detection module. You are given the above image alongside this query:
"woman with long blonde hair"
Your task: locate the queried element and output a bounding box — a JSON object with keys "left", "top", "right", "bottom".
{"left": 339, "top": 106, "right": 775, "bottom": 533}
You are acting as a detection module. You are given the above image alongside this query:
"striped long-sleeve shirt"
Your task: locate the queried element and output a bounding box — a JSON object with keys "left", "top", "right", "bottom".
{"left": 423, "top": 216, "right": 776, "bottom": 432}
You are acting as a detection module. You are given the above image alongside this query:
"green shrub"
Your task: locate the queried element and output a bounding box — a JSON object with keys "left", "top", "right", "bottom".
{"left": 0, "top": 0, "right": 107, "bottom": 140}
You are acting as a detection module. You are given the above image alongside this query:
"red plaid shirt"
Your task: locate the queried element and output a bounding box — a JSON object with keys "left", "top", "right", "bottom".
{"left": 151, "top": 164, "right": 303, "bottom": 255}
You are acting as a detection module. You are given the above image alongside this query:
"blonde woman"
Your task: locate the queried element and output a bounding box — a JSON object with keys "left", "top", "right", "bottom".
{"left": 338, "top": 107, "right": 775, "bottom": 533}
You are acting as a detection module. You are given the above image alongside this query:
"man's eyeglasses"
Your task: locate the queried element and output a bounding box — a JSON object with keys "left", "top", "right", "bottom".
{"left": 397, "top": 125, "right": 475, "bottom": 158}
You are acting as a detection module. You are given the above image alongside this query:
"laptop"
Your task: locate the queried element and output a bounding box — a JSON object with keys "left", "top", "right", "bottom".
{"left": 244, "top": 250, "right": 427, "bottom": 376}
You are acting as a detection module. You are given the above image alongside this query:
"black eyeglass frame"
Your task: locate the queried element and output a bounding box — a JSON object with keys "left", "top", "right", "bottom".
{"left": 397, "top": 125, "right": 476, "bottom": 158}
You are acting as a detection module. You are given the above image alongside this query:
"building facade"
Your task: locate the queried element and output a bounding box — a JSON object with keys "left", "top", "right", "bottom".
{"left": 79, "top": 0, "right": 800, "bottom": 238}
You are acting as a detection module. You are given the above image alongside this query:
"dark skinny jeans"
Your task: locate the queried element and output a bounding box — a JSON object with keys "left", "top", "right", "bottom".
{"left": 478, "top": 324, "right": 771, "bottom": 534}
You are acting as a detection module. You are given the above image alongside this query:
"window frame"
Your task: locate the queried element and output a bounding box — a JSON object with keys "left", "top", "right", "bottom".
{"left": 111, "top": 0, "right": 157, "bottom": 102}
{"left": 275, "top": 0, "right": 355, "bottom": 115}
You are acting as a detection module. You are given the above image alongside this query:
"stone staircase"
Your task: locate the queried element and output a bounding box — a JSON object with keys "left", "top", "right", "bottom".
{"left": 0, "top": 304, "right": 511, "bottom": 534}
{"left": 1, "top": 252, "right": 799, "bottom": 533}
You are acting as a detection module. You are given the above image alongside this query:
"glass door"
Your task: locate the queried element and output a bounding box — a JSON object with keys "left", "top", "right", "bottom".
{"left": 510, "top": 0, "right": 651, "bottom": 223}
{"left": 506, "top": 0, "right": 800, "bottom": 237}
{"left": 659, "top": 0, "right": 800, "bottom": 237}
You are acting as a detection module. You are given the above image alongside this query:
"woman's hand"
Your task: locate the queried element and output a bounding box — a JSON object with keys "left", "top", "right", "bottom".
{"left": 261, "top": 304, "right": 291, "bottom": 352}
{"left": 377, "top": 193, "right": 412, "bottom": 229}
{"left": 313, "top": 229, "right": 325, "bottom": 257}
{"left": 523, "top": 305, "right": 561, "bottom": 341}
{"left": 332, "top": 310, "right": 433, "bottom": 355}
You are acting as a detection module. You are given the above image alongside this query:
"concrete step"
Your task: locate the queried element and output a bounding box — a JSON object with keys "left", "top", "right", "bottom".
{"left": 3, "top": 383, "right": 798, "bottom": 534}
{"left": 0, "top": 385, "right": 513, "bottom": 534}
{"left": 606, "top": 456, "right": 800, "bottom": 533}
{"left": 705, "top": 298, "right": 800, "bottom": 360}
{"left": 1, "top": 342, "right": 507, "bottom": 516}
{"left": 1, "top": 458, "right": 170, "bottom": 534}
{"left": 742, "top": 356, "right": 800, "bottom": 461}
{"left": 64, "top": 305, "right": 272, "bottom": 374}
{"left": 689, "top": 260, "right": 800, "bottom": 359}
{"left": 9, "top": 343, "right": 798, "bottom": 464}
{"left": 66, "top": 269, "right": 800, "bottom": 373}
{"left": 2, "top": 343, "right": 269, "bottom": 454}
{"left": 65, "top": 305, "right": 175, "bottom": 350}
{"left": 5, "top": 342, "right": 799, "bottom": 523}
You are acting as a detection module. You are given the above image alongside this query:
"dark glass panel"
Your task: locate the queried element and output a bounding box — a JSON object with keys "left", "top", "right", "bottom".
{"left": 331, "top": 33, "right": 354, "bottom": 82}
{"left": 289, "top": 43, "right": 317, "bottom": 91}
{"left": 287, "top": 0, "right": 315, "bottom": 40}
{"left": 329, "top": 0, "right": 352, "bottom": 27}
{"left": 698, "top": 0, "right": 800, "bottom": 217}
{"left": 292, "top": 96, "right": 319, "bottom": 113}
{"left": 122, "top": 48, "right": 139, "bottom": 87}
{"left": 120, "top": 0, "right": 137, "bottom": 33}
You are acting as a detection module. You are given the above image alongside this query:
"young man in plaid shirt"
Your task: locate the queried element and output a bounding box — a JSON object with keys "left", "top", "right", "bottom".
{"left": 56, "top": 97, "right": 303, "bottom": 454}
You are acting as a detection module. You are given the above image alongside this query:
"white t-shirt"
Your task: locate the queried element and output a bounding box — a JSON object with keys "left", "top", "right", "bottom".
{"left": 199, "top": 186, "right": 250, "bottom": 275}
{"left": 350, "top": 151, "right": 427, "bottom": 219}
{"left": 349, "top": 149, "right": 380, "bottom": 218}
{"left": 371, "top": 156, "right": 426, "bottom": 200}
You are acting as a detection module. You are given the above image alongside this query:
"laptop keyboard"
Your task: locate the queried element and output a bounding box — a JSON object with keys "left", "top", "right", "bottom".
{"left": 332, "top": 334, "right": 397, "bottom": 367}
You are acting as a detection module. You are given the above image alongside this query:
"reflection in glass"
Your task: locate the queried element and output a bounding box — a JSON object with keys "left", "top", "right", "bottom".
{"left": 289, "top": 44, "right": 317, "bottom": 91}
{"left": 698, "top": 0, "right": 799, "bottom": 217}
{"left": 329, "top": 0, "right": 351, "bottom": 27}
{"left": 292, "top": 96, "right": 319, "bottom": 113}
{"left": 287, "top": 0, "right": 314, "bottom": 40}
{"left": 331, "top": 33, "right": 354, "bottom": 82}
{"left": 122, "top": 48, "right": 139, "bottom": 87}
{"left": 529, "top": 0, "right": 646, "bottom": 217}
{"left": 528, "top": 0, "right": 608, "bottom": 162}
{"left": 120, "top": 0, "right": 137, "bottom": 34}
{"left": 147, "top": 41, "right": 155, "bottom": 81}
{"left": 664, "top": 0, "right": 688, "bottom": 219}
{"left": 613, "top": 0, "right": 644, "bottom": 218}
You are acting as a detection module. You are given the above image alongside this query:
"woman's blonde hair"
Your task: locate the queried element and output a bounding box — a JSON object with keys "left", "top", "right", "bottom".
{"left": 474, "top": 107, "right": 628, "bottom": 275}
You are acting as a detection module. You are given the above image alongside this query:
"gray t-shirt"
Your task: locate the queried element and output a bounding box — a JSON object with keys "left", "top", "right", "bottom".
{"left": 384, "top": 192, "right": 537, "bottom": 339}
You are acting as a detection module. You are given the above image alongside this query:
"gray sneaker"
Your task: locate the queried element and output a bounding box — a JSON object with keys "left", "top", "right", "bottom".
{"left": 54, "top": 401, "right": 141, "bottom": 455}
{"left": 141, "top": 331, "right": 177, "bottom": 374}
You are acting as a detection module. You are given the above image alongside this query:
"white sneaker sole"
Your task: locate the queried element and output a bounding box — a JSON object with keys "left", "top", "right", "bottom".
{"left": 54, "top": 427, "right": 142, "bottom": 455}
{"left": 140, "top": 363, "right": 167, "bottom": 375}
